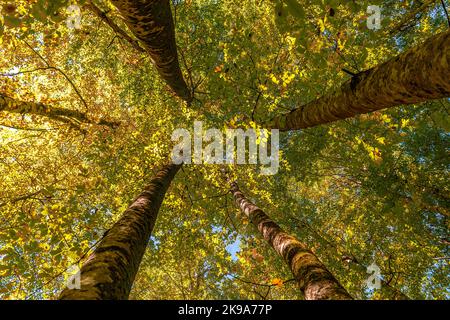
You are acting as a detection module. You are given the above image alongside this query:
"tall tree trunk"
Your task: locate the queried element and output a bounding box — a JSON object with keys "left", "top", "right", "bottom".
{"left": 265, "top": 30, "right": 450, "bottom": 131}
{"left": 59, "top": 163, "right": 181, "bottom": 300}
{"left": 230, "top": 182, "right": 352, "bottom": 300}
{"left": 110, "top": 0, "right": 192, "bottom": 103}
{"left": 0, "top": 93, "right": 119, "bottom": 128}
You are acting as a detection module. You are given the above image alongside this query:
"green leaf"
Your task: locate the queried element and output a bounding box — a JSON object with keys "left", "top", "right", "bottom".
{"left": 285, "top": 0, "right": 305, "bottom": 20}
{"left": 31, "top": 2, "right": 48, "bottom": 23}
{"left": 3, "top": 16, "right": 21, "bottom": 28}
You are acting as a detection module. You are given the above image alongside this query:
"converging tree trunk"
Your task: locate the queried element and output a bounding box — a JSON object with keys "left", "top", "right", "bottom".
{"left": 110, "top": 0, "right": 192, "bottom": 103}
{"left": 265, "top": 30, "right": 450, "bottom": 131}
{"left": 0, "top": 93, "right": 119, "bottom": 128}
{"left": 59, "top": 163, "right": 181, "bottom": 300}
{"left": 230, "top": 182, "right": 352, "bottom": 300}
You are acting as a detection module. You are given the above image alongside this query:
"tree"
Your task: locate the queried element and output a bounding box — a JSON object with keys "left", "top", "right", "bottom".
{"left": 265, "top": 30, "right": 450, "bottom": 130}
{"left": 230, "top": 181, "right": 352, "bottom": 300}
{"left": 109, "top": 0, "right": 192, "bottom": 103}
{"left": 0, "top": 0, "right": 448, "bottom": 300}
{"left": 59, "top": 163, "right": 180, "bottom": 299}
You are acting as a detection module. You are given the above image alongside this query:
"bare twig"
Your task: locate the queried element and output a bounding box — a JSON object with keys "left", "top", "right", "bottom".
{"left": 86, "top": 1, "right": 146, "bottom": 53}
{"left": 441, "top": 0, "right": 450, "bottom": 27}
{"left": 21, "top": 39, "right": 89, "bottom": 112}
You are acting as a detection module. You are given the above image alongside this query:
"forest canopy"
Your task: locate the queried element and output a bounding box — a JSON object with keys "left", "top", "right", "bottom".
{"left": 0, "top": 0, "right": 449, "bottom": 300}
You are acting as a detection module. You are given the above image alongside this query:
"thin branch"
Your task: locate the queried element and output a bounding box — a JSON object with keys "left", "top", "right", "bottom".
{"left": 178, "top": 46, "right": 194, "bottom": 97}
{"left": 251, "top": 44, "right": 282, "bottom": 121}
{"left": 86, "top": 1, "right": 146, "bottom": 53}
{"left": 388, "top": 0, "right": 436, "bottom": 35}
{"left": 0, "top": 123, "right": 56, "bottom": 131}
{"left": 441, "top": 0, "right": 450, "bottom": 27}
{"left": 0, "top": 191, "right": 42, "bottom": 208}
{"left": 0, "top": 67, "right": 55, "bottom": 77}
{"left": 21, "top": 39, "right": 89, "bottom": 112}
{"left": 26, "top": 233, "right": 106, "bottom": 299}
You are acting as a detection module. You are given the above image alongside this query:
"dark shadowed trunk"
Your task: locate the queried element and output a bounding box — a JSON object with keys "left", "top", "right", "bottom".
{"left": 110, "top": 0, "right": 192, "bottom": 103}
{"left": 230, "top": 182, "right": 352, "bottom": 300}
{"left": 266, "top": 30, "right": 450, "bottom": 131}
{"left": 59, "top": 163, "right": 181, "bottom": 300}
{"left": 0, "top": 93, "right": 119, "bottom": 128}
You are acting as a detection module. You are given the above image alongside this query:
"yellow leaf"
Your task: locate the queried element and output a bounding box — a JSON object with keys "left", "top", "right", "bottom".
{"left": 258, "top": 84, "right": 268, "bottom": 91}
{"left": 271, "top": 278, "right": 283, "bottom": 287}
{"left": 270, "top": 74, "right": 279, "bottom": 85}
{"left": 381, "top": 114, "right": 391, "bottom": 124}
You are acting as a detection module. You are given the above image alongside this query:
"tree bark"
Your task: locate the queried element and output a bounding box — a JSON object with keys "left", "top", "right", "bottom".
{"left": 59, "top": 163, "right": 181, "bottom": 300}
{"left": 230, "top": 182, "right": 352, "bottom": 300}
{"left": 86, "top": 1, "right": 145, "bottom": 54}
{"left": 0, "top": 93, "right": 119, "bottom": 128}
{"left": 265, "top": 30, "right": 450, "bottom": 131}
{"left": 110, "top": 0, "right": 192, "bottom": 103}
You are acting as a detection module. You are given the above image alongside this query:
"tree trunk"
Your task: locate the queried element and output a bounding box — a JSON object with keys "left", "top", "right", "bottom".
{"left": 230, "top": 182, "right": 352, "bottom": 300}
{"left": 0, "top": 93, "right": 119, "bottom": 128}
{"left": 110, "top": 0, "right": 192, "bottom": 103}
{"left": 265, "top": 30, "right": 450, "bottom": 131}
{"left": 59, "top": 163, "right": 181, "bottom": 300}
